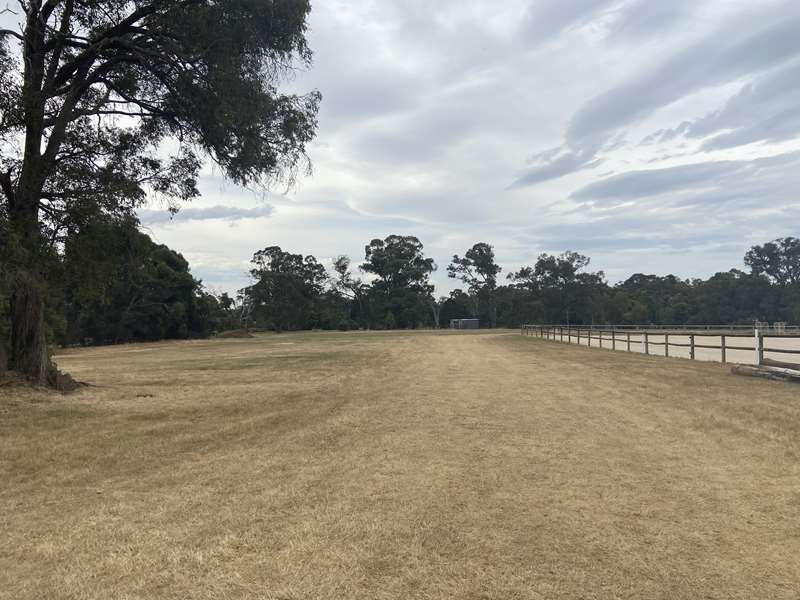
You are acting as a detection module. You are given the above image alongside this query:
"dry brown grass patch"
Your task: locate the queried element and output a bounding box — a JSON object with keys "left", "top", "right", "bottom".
{"left": 1, "top": 331, "right": 799, "bottom": 599}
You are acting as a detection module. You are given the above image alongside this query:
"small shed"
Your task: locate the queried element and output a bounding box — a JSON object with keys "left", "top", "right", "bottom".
{"left": 450, "top": 319, "right": 480, "bottom": 330}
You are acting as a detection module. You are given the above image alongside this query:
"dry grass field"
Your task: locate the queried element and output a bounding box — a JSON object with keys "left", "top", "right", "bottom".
{"left": 2, "top": 330, "right": 800, "bottom": 599}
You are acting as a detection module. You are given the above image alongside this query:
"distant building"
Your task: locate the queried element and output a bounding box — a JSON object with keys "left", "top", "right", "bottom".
{"left": 450, "top": 319, "right": 480, "bottom": 330}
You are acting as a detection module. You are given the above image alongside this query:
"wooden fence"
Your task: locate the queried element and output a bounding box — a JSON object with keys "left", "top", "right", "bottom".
{"left": 521, "top": 324, "right": 800, "bottom": 366}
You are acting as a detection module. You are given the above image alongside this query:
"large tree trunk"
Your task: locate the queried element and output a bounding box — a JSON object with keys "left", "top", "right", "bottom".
{"left": 9, "top": 270, "right": 50, "bottom": 384}
{"left": 7, "top": 179, "right": 56, "bottom": 385}
{"left": 3, "top": 5, "right": 79, "bottom": 389}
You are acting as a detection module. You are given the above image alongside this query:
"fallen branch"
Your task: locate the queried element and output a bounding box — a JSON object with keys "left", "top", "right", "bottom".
{"left": 762, "top": 357, "right": 800, "bottom": 371}
{"left": 732, "top": 365, "right": 800, "bottom": 383}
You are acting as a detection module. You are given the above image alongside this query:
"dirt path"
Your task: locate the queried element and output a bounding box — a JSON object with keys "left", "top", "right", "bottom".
{"left": 2, "top": 331, "right": 799, "bottom": 599}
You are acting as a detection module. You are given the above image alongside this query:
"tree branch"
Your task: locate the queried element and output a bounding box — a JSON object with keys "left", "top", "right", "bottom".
{"left": 0, "top": 28, "right": 24, "bottom": 42}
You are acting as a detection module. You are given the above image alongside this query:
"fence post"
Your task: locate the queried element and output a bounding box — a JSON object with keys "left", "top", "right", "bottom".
{"left": 627, "top": 332, "right": 631, "bottom": 352}
{"left": 599, "top": 329, "right": 603, "bottom": 348}
{"left": 560, "top": 327, "right": 564, "bottom": 343}
{"left": 665, "top": 334, "right": 670, "bottom": 357}
{"left": 588, "top": 329, "right": 592, "bottom": 347}
{"left": 690, "top": 334, "right": 695, "bottom": 360}
{"left": 577, "top": 328, "right": 581, "bottom": 345}
{"left": 644, "top": 332, "right": 649, "bottom": 355}
{"left": 721, "top": 335, "right": 726, "bottom": 363}
{"left": 757, "top": 333, "right": 764, "bottom": 365}
{"left": 612, "top": 328, "right": 616, "bottom": 351}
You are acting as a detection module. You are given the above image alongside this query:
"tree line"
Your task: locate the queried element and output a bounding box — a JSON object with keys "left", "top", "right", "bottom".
{"left": 240, "top": 235, "right": 800, "bottom": 331}
{"left": 2, "top": 214, "right": 798, "bottom": 356}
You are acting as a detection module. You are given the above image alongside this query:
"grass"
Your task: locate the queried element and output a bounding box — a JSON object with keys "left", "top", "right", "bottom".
{"left": 2, "top": 330, "right": 799, "bottom": 599}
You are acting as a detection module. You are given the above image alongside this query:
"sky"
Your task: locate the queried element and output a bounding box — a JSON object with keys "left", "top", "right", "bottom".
{"left": 128, "top": 1, "right": 800, "bottom": 293}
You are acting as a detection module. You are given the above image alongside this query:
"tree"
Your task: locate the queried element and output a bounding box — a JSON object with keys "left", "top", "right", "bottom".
{"left": 439, "top": 289, "right": 473, "bottom": 327}
{"left": 246, "top": 246, "right": 328, "bottom": 331}
{"left": 429, "top": 296, "right": 446, "bottom": 329}
{"left": 0, "top": 1, "right": 320, "bottom": 384}
{"left": 59, "top": 215, "right": 211, "bottom": 344}
{"left": 331, "top": 255, "right": 367, "bottom": 326}
{"left": 447, "top": 242, "right": 501, "bottom": 327}
{"left": 361, "top": 235, "right": 436, "bottom": 328}
{"left": 614, "top": 274, "right": 692, "bottom": 324}
{"left": 745, "top": 237, "right": 800, "bottom": 286}
{"left": 508, "top": 251, "right": 604, "bottom": 324}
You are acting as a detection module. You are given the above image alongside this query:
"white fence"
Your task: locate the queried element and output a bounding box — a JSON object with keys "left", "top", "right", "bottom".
{"left": 521, "top": 324, "right": 800, "bottom": 367}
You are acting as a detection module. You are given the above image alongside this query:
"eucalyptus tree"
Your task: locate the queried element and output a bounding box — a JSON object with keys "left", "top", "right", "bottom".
{"left": 332, "top": 255, "right": 367, "bottom": 325}
{"left": 246, "top": 246, "right": 328, "bottom": 332}
{"left": 361, "top": 235, "right": 436, "bottom": 328}
{"left": 0, "top": 0, "right": 320, "bottom": 384}
{"left": 745, "top": 237, "right": 800, "bottom": 286}
{"left": 447, "top": 242, "right": 501, "bottom": 326}
{"left": 508, "top": 251, "right": 604, "bottom": 325}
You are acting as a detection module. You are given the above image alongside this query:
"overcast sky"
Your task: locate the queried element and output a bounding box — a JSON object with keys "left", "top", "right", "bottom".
{"left": 135, "top": 0, "right": 800, "bottom": 295}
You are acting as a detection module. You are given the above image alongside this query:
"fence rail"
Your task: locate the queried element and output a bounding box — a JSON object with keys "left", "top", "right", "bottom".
{"left": 521, "top": 324, "right": 800, "bottom": 366}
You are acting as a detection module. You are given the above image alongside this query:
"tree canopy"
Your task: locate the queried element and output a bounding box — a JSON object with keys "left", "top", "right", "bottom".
{"left": 246, "top": 246, "right": 328, "bottom": 332}
{"left": 0, "top": 0, "right": 320, "bottom": 384}
{"left": 448, "top": 242, "right": 501, "bottom": 326}
{"left": 360, "top": 235, "right": 436, "bottom": 329}
{"left": 745, "top": 237, "right": 800, "bottom": 286}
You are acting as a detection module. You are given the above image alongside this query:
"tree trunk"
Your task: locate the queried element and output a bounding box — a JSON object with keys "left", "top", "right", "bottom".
{"left": 9, "top": 270, "right": 51, "bottom": 384}
{"left": 7, "top": 179, "right": 55, "bottom": 384}
{"left": 431, "top": 302, "right": 441, "bottom": 328}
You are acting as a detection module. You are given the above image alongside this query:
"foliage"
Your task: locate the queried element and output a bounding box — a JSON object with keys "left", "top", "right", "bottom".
{"left": 362, "top": 236, "right": 436, "bottom": 293}
{"left": 246, "top": 246, "right": 329, "bottom": 331}
{"left": 5, "top": 227, "right": 800, "bottom": 347}
{"left": 59, "top": 216, "right": 214, "bottom": 344}
{"left": 448, "top": 242, "right": 501, "bottom": 325}
{"left": 331, "top": 255, "right": 367, "bottom": 326}
{"left": 745, "top": 237, "right": 800, "bottom": 286}
{"left": 507, "top": 251, "right": 605, "bottom": 325}
{"left": 361, "top": 235, "right": 436, "bottom": 329}
{"left": 0, "top": 0, "right": 320, "bottom": 382}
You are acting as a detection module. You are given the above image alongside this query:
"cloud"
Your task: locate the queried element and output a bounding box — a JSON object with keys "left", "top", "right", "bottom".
{"left": 571, "top": 151, "right": 800, "bottom": 208}
{"left": 649, "top": 59, "right": 800, "bottom": 151}
{"left": 521, "top": 0, "right": 698, "bottom": 46}
{"left": 608, "top": 0, "right": 697, "bottom": 40}
{"left": 567, "top": 12, "right": 800, "bottom": 143}
{"left": 510, "top": 3, "right": 800, "bottom": 188}
{"left": 571, "top": 160, "right": 741, "bottom": 201}
{"left": 139, "top": 204, "right": 274, "bottom": 225}
{"left": 121, "top": 0, "right": 800, "bottom": 294}
{"left": 509, "top": 147, "right": 602, "bottom": 188}
{"left": 523, "top": 0, "right": 616, "bottom": 42}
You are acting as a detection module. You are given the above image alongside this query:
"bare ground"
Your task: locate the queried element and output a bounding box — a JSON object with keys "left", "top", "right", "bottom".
{"left": 1, "top": 331, "right": 799, "bottom": 599}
